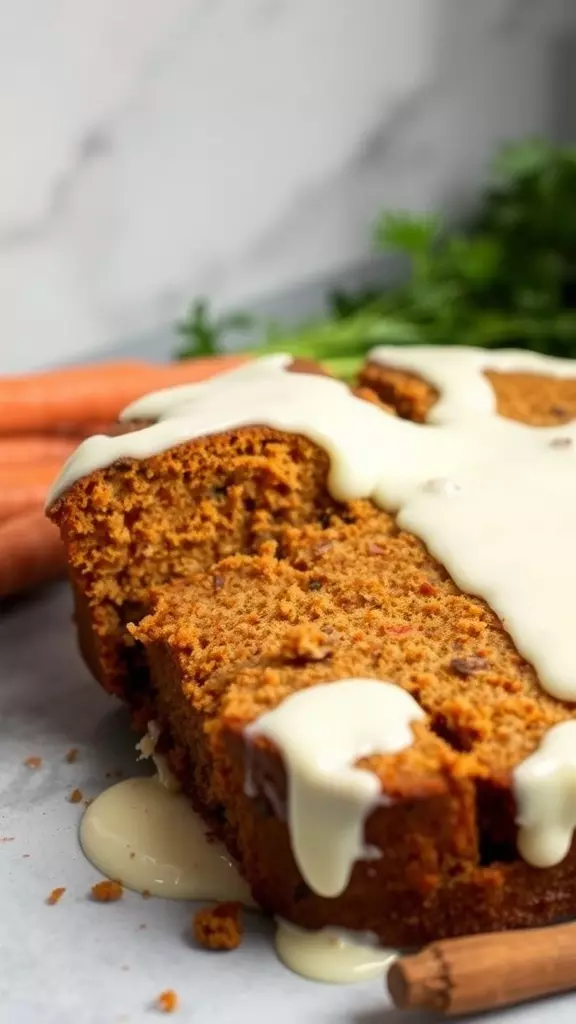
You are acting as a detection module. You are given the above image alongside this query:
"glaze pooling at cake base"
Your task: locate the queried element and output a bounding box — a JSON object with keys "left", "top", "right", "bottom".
{"left": 274, "top": 919, "right": 396, "bottom": 984}
{"left": 81, "top": 775, "right": 254, "bottom": 904}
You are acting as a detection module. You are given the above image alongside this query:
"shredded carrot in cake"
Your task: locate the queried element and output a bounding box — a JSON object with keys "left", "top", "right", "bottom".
{"left": 91, "top": 880, "right": 123, "bottom": 902}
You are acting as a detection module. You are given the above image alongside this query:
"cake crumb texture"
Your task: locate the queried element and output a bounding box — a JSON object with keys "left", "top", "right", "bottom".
{"left": 46, "top": 887, "right": 66, "bottom": 906}
{"left": 91, "top": 880, "right": 123, "bottom": 902}
{"left": 193, "top": 902, "right": 243, "bottom": 950}
{"left": 23, "top": 756, "right": 42, "bottom": 769}
{"left": 156, "top": 990, "right": 179, "bottom": 1014}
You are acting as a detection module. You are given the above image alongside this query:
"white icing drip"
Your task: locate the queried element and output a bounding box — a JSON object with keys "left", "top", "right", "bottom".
{"left": 274, "top": 919, "right": 396, "bottom": 984}
{"left": 80, "top": 776, "right": 255, "bottom": 904}
{"left": 245, "top": 679, "right": 424, "bottom": 898}
{"left": 514, "top": 723, "right": 576, "bottom": 868}
{"left": 136, "top": 720, "right": 180, "bottom": 793}
{"left": 368, "top": 345, "right": 576, "bottom": 424}
{"left": 512, "top": 724, "right": 576, "bottom": 868}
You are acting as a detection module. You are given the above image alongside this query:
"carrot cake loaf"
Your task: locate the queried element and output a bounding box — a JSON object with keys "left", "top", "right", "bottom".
{"left": 46, "top": 347, "right": 576, "bottom": 947}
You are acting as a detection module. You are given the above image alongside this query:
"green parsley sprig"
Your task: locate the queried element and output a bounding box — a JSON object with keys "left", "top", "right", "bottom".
{"left": 177, "top": 141, "right": 576, "bottom": 378}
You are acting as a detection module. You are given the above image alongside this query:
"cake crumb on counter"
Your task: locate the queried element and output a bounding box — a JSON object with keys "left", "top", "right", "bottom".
{"left": 23, "top": 756, "right": 42, "bottom": 769}
{"left": 91, "top": 880, "right": 123, "bottom": 902}
{"left": 65, "top": 747, "right": 79, "bottom": 763}
{"left": 68, "top": 788, "right": 83, "bottom": 804}
{"left": 46, "top": 887, "right": 66, "bottom": 905}
{"left": 193, "top": 901, "right": 243, "bottom": 950}
{"left": 156, "top": 990, "right": 179, "bottom": 1013}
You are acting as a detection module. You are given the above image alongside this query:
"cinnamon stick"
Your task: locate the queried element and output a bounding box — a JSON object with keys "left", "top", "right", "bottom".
{"left": 387, "top": 920, "right": 576, "bottom": 1016}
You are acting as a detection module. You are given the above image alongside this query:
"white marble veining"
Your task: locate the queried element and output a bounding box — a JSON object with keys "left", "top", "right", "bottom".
{"left": 1, "top": 0, "right": 575, "bottom": 372}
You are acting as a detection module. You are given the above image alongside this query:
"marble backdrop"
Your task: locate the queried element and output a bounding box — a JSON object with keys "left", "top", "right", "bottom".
{"left": 1, "top": 0, "right": 575, "bottom": 372}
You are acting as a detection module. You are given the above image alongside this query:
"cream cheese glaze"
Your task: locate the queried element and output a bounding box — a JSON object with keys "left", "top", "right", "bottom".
{"left": 81, "top": 775, "right": 254, "bottom": 904}
{"left": 45, "top": 355, "right": 389, "bottom": 508}
{"left": 245, "top": 679, "right": 424, "bottom": 898}
{"left": 514, "top": 722, "right": 576, "bottom": 869}
{"left": 274, "top": 920, "right": 396, "bottom": 984}
{"left": 81, "top": 724, "right": 254, "bottom": 902}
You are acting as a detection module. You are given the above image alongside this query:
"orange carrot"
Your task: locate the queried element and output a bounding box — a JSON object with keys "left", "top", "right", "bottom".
{"left": 54, "top": 420, "right": 142, "bottom": 440}
{"left": 0, "top": 510, "right": 65, "bottom": 599}
{"left": 48, "top": 420, "right": 115, "bottom": 439}
{"left": 0, "top": 436, "right": 76, "bottom": 466}
{"left": 0, "top": 462, "right": 63, "bottom": 521}
{"left": 0, "top": 355, "right": 249, "bottom": 434}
